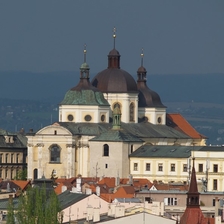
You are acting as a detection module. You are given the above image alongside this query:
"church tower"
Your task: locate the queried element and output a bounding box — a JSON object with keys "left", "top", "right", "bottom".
{"left": 91, "top": 28, "right": 139, "bottom": 123}
{"left": 59, "top": 45, "right": 110, "bottom": 123}
{"left": 137, "top": 49, "right": 166, "bottom": 125}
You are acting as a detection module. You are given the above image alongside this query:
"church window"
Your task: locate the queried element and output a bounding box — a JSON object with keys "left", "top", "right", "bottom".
{"left": 129, "top": 103, "right": 135, "bottom": 122}
{"left": 146, "top": 163, "right": 151, "bottom": 171}
{"left": 170, "top": 164, "right": 175, "bottom": 172}
{"left": 213, "top": 179, "right": 217, "bottom": 190}
{"left": 84, "top": 115, "right": 92, "bottom": 121}
{"left": 54, "top": 130, "right": 57, "bottom": 135}
{"left": 157, "top": 117, "right": 162, "bottom": 124}
{"left": 49, "top": 145, "right": 61, "bottom": 163}
{"left": 33, "top": 168, "right": 38, "bottom": 179}
{"left": 133, "top": 163, "right": 138, "bottom": 171}
{"left": 67, "top": 114, "right": 74, "bottom": 121}
{"left": 158, "top": 163, "right": 163, "bottom": 171}
{"left": 0, "top": 169, "right": 2, "bottom": 178}
{"left": 213, "top": 164, "right": 218, "bottom": 173}
{"left": 0, "top": 154, "right": 2, "bottom": 163}
{"left": 103, "top": 144, "right": 109, "bottom": 156}
{"left": 113, "top": 103, "right": 120, "bottom": 109}
{"left": 101, "top": 114, "right": 105, "bottom": 122}
{"left": 183, "top": 164, "right": 187, "bottom": 172}
{"left": 198, "top": 164, "right": 203, "bottom": 172}
{"left": 105, "top": 164, "right": 108, "bottom": 168}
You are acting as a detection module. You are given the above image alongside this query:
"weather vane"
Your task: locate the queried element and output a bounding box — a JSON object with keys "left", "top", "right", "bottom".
{"left": 113, "top": 27, "right": 116, "bottom": 48}
{"left": 141, "top": 48, "right": 144, "bottom": 67}
{"left": 83, "top": 43, "right": 87, "bottom": 63}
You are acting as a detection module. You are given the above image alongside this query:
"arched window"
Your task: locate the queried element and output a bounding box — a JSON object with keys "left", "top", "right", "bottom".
{"left": 103, "top": 144, "right": 109, "bottom": 156}
{"left": 113, "top": 103, "right": 120, "bottom": 109}
{"left": 33, "top": 168, "right": 38, "bottom": 179}
{"left": 49, "top": 144, "right": 61, "bottom": 163}
{"left": 129, "top": 103, "right": 134, "bottom": 122}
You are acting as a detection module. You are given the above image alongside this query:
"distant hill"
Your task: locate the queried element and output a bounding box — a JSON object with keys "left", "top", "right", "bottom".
{"left": 0, "top": 71, "right": 224, "bottom": 105}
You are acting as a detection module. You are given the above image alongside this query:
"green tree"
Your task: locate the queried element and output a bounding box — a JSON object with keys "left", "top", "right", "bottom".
{"left": 14, "top": 169, "right": 27, "bottom": 180}
{"left": 7, "top": 186, "right": 63, "bottom": 224}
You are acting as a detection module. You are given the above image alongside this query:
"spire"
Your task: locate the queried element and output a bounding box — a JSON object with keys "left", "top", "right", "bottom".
{"left": 137, "top": 48, "right": 147, "bottom": 83}
{"left": 141, "top": 48, "right": 144, "bottom": 67}
{"left": 84, "top": 43, "right": 87, "bottom": 63}
{"left": 108, "top": 26, "right": 120, "bottom": 69}
{"left": 80, "top": 43, "right": 90, "bottom": 79}
{"left": 113, "top": 26, "right": 116, "bottom": 49}
{"left": 186, "top": 158, "right": 200, "bottom": 208}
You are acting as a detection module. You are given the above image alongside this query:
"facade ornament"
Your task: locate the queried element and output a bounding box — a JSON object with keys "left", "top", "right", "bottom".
{"left": 36, "top": 143, "right": 44, "bottom": 147}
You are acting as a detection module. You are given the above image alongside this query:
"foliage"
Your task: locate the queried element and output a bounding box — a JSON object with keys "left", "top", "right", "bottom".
{"left": 7, "top": 186, "right": 63, "bottom": 224}
{"left": 13, "top": 169, "right": 27, "bottom": 180}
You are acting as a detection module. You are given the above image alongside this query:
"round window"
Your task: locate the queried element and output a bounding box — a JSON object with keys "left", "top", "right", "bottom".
{"left": 84, "top": 115, "right": 92, "bottom": 121}
{"left": 157, "top": 117, "right": 162, "bottom": 124}
{"left": 67, "top": 114, "right": 74, "bottom": 121}
{"left": 101, "top": 114, "right": 105, "bottom": 122}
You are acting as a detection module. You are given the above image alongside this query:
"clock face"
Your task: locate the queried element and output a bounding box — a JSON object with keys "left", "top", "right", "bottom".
{"left": 157, "top": 117, "right": 162, "bottom": 124}
{"left": 84, "top": 115, "right": 92, "bottom": 121}
{"left": 67, "top": 114, "right": 74, "bottom": 121}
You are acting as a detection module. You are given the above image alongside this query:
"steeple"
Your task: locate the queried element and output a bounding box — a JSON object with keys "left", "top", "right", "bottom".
{"left": 80, "top": 44, "right": 90, "bottom": 79}
{"left": 186, "top": 158, "right": 200, "bottom": 208}
{"left": 137, "top": 48, "right": 147, "bottom": 83}
{"left": 108, "top": 27, "right": 120, "bottom": 69}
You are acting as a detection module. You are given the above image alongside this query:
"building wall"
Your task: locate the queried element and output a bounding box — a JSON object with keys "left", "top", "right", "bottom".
{"left": 103, "top": 93, "right": 139, "bottom": 123}
{"left": 62, "top": 194, "right": 109, "bottom": 223}
{"left": 89, "top": 141, "right": 131, "bottom": 178}
{"left": 130, "top": 157, "right": 190, "bottom": 183}
{"left": 27, "top": 124, "right": 76, "bottom": 179}
{"left": 59, "top": 105, "right": 110, "bottom": 123}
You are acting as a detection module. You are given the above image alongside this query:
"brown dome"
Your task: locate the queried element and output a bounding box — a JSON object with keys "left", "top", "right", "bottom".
{"left": 92, "top": 68, "right": 138, "bottom": 93}
{"left": 138, "top": 81, "right": 166, "bottom": 108}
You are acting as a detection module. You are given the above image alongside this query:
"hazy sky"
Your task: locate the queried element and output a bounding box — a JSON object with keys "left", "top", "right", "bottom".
{"left": 0, "top": 1, "right": 223, "bottom": 75}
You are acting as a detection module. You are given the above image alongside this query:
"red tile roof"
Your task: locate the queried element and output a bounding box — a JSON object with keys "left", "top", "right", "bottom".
{"left": 166, "top": 113, "right": 206, "bottom": 139}
{"left": 11, "top": 180, "right": 31, "bottom": 191}
{"left": 180, "top": 207, "right": 214, "bottom": 224}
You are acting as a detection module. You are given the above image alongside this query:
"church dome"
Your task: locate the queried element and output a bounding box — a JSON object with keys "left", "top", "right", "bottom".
{"left": 138, "top": 83, "right": 166, "bottom": 108}
{"left": 136, "top": 51, "right": 166, "bottom": 108}
{"left": 60, "top": 47, "right": 109, "bottom": 106}
{"left": 91, "top": 68, "right": 138, "bottom": 93}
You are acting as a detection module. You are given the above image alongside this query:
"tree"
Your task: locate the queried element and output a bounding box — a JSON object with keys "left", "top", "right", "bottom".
{"left": 7, "top": 186, "right": 63, "bottom": 224}
{"left": 14, "top": 169, "right": 27, "bottom": 180}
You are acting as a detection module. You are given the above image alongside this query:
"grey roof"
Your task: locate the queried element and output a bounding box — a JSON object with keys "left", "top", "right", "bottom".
{"left": 58, "top": 122, "right": 190, "bottom": 140}
{"left": 57, "top": 190, "right": 89, "bottom": 210}
{"left": 130, "top": 145, "right": 203, "bottom": 158}
{"left": 0, "top": 130, "right": 27, "bottom": 148}
{"left": 196, "top": 145, "right": 224, "bottom": 152}
{"left": 114, "top": 198, "right": 142, "bottom": 203}
{"left": 90, "top": 129, "right": 143, "bottom": 142}
{"left": 0, "top": 197, "right": 19, "bottom": 210}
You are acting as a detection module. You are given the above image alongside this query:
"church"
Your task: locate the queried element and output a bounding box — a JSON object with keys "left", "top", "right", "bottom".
{"left": 26, "top": 30, "right": 206, "bottom": 180}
